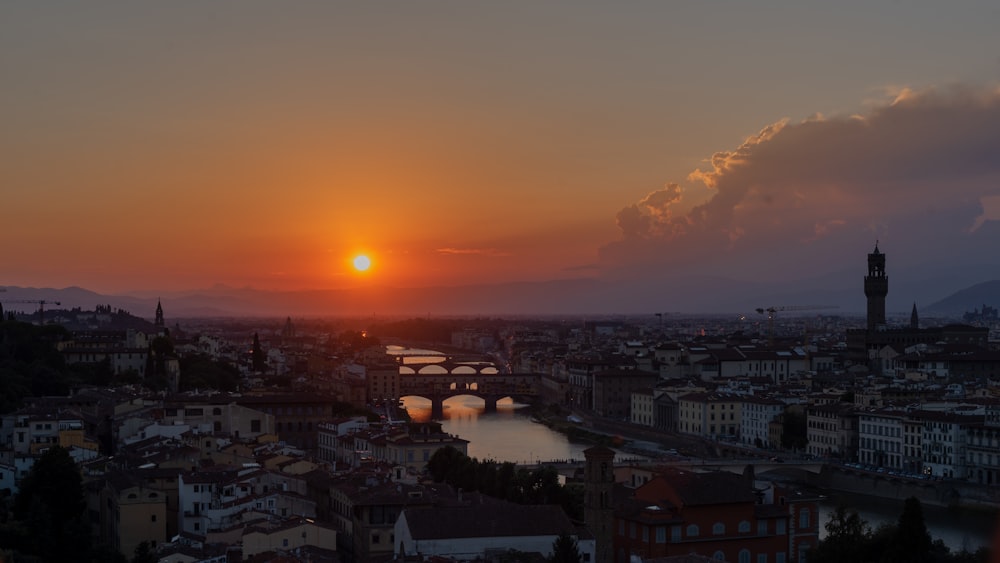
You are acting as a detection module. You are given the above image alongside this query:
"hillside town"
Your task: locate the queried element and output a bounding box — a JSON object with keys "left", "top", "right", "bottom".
{"left": 1, "top": 245, "right": 999, "bottom": 562}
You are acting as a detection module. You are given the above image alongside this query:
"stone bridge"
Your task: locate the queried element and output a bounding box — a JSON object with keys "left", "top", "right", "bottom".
{"left": 685, "top": 458, "right": 826, "bottom": 475}
{"left": 398, "top": 363, "right": 540, "bottom": 418}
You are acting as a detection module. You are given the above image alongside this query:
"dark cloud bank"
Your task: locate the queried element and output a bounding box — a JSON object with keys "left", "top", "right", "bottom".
{"left": 598, "top": 87, "right": 1000, "bottom": 314}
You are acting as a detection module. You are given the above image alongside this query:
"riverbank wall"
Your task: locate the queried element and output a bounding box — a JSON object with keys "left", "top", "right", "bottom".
{"left": 534, "top": 406, "right": 1000, "bottom": 511}
{"left": 808, "top": 465, "right": 1000, "bottom": 511}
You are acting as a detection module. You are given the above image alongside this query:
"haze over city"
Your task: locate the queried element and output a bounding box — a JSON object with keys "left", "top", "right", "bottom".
{"left": 4, "top": 3, "right": 1000, "bottom": 315}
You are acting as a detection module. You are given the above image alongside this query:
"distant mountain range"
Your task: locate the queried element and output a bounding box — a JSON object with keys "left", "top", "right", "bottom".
{"left": 2, "top": 276, "right": 997, "bottom": 320}
{"left": 925, "top": 280, "right": 1000, "bottom": 316}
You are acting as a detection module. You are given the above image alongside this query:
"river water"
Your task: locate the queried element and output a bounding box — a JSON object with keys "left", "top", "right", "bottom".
{"left": 399, "top": 394, "right": 999, "bottom": 553}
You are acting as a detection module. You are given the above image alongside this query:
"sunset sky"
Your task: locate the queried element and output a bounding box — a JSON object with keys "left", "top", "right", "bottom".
{"left": 4, "top": 3, "right": 1000, "bottom": 304}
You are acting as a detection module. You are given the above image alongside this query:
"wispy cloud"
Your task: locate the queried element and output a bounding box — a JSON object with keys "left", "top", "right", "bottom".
{"left": 435, "top": 247, "right": 511, "bottom": 257}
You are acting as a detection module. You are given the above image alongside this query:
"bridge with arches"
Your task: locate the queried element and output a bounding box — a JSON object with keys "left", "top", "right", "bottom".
{"left": 398, "top": 361, "right": 540, "bottom": 418}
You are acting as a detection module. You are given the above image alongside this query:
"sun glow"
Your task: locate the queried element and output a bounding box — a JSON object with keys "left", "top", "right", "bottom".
{"left": 352, "top": 254, "right": 372, "bottom": 272}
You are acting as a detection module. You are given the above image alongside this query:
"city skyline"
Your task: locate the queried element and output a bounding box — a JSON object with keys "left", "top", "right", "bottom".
{"left": 4, "top": 3, "right": 1000, "bottom": 312}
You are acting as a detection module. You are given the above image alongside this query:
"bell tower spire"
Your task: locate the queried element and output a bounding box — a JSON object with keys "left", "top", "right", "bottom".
{"left": 154, "top": 299, "right": 164, "bottom": 328}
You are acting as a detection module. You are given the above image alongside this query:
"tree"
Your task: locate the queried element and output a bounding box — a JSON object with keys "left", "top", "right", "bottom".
{"left": 781, "top": 411, "right": 808, "bottom": 451}
{"left": 132, "top": 540, "right": 157, "bottom": 563}
{"left": 179, "top": 353, "right": 241, "bottom": 391}
{"left": 807, "top": 504, "right": 870, "bottom": 563}
{"left": 251, "top": 332, "right": 266, "bottom": 372}
{"left": 9, "top": 446, "right": 91, "bottom": 560}
{"left": 427, "top": 446, "right": 469, "bottom": 483}
{"left": 550, "top": 533, "right": 582, "bottom": 563}
{"left": 882, "top": 497, "right": 933, "bottom": 563}
{"left": 147, "top": 334, "right": 175, "bottom": 383}
{"left": 14, "top": 446, "right": 84, "bottom": 527}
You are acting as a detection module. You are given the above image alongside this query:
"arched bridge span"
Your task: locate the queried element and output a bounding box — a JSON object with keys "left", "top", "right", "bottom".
{"left": 398, "top": 371, "right": 540, "bottom": 418}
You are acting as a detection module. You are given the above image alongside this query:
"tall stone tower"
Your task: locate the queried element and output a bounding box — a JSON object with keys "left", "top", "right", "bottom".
{"left": 864, "top": 243, "right": 888, "bottom": 331}
{"left": 584, "top": 445, "right": 615, "bottom": 563}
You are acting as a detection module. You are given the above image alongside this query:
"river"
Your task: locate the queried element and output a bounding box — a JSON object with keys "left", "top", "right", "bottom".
{"left": 399, "top": 394, "right": 999, "bottom": 553}
{"left": 402, "top": 395, "right": 592, "bottom": 464}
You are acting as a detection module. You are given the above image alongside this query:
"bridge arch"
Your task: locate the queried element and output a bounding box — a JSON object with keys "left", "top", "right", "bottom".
{"left": 398, "top": 372, "right": 541, "bottom": 419}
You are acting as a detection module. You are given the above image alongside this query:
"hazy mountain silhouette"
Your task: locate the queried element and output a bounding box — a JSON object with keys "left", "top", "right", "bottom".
{"left": 3, "top": 274, "right": 994, "bottom": 319}
{"left": 925, "top": 280, "right": 1000, "bottom": 315}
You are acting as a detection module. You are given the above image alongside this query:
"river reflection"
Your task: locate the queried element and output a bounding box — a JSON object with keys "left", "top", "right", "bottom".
{"left": 401, "top": 395, "right": 593, "bottom": 464}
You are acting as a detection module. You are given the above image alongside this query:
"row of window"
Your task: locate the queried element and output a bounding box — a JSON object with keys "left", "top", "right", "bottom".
{"left": 620, "top": 515, "right": 797, "bottom": 542}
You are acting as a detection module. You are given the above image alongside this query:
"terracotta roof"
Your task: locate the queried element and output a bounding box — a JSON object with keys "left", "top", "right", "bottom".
{"left": 637, "top": 470, "right": 756, "bottom": 507}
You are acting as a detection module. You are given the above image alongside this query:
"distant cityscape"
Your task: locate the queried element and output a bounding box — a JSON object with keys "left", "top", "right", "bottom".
{"left": 0, "top": 245, "right": 998, "bottom": 562}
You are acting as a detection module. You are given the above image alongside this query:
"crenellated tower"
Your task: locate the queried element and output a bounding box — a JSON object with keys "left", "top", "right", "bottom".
{"left": 864, "top": 243, "right": 888, "bottom": 331}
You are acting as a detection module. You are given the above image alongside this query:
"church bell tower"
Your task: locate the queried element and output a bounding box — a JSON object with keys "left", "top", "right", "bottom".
{"left": 864, "top": 243, "right": 888, "bottom": 331}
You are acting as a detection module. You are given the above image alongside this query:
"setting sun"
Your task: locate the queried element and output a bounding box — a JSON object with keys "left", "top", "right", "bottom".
{"left": 352, "top": 255, "right": 372, "bottom": 272}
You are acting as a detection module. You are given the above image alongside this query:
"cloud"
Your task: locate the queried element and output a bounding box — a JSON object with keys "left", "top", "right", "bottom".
{"left": 615, "top": 183, "right": 685, "bottom": 239}
{"left": 435, "top": 247, "right": 511, "bottom": 257}
{"left": 601, "top": 87, "right": 1000, "bottom": 282}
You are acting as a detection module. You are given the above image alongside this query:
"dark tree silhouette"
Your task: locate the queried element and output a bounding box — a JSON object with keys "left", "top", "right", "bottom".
{"left": 807, "top": 504, "right": 870, "bottom": 563}
{"left": 251, "top": 332, "right": 266, "bottom": 372}
{"left": 8, "top": 446, "right": 91, "bottom": 560}
{"left": 781, "top": 411, "right": 808, "bottom": 451}
{"left": 132, "top": 540, "right": 157, "bottom": 563}
{"left": 550, "top": 533, "right": 582, "bottom": 563}
{"left": 883, "top": 497, "right": 933, "bottom": 563}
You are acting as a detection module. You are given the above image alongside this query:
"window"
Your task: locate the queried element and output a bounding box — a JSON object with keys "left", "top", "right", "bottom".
{"left": 283, "top": 538, "right": 289, "bottom": 547}
{"left": 194, "top": 522, "right": 200, "bottom": 531}
{"left": 671, "top": 525, "right": 681, "bottom": 542}
{"left": 714, "top": 552, "right": 726, "bottom": 561}
{"left": 151, "top": 514, "right": 157, "bottom": 522}
{"left": 776, "top": 553, "right": 786, "bottom": 563}
{"left": 739, "top": 520, "right": 750, "bottom": 533}
{"left": 739, "top": 549, "right": 750, "bottom": 563}
{"left": 758, "top": 555, "right": 767, "bottom": 563}
{"left": 758, "top": 520, "right": 768, "bottom": 535}
{"left": 251, "top": 419, "right": 261, "bottom": 433}
{"left": 799, "top": 508, "right": 810, "bottom": 529}
{"left": 686, "top": 524, "right": 699, "bottom": 537}
{"left": 655, "top": 526, "right": 666, "bottom": 543}
{"left": 712, "top": 522, "right": 725, "bottom": 535}
{"left": 372, "top": 533, "right": 381, "bottom": 545}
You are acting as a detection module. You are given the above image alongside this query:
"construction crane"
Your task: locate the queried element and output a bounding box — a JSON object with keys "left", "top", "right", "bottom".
{"left": 755, "top": 305, "right": 838, "bottom": 347}
{"left": 1, "top": 299, "right": 61, "bottom": 325}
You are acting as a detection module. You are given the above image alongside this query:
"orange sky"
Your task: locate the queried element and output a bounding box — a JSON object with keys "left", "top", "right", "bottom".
{"left": 3, "top": 3, "right": 1000, "bottom": 303}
